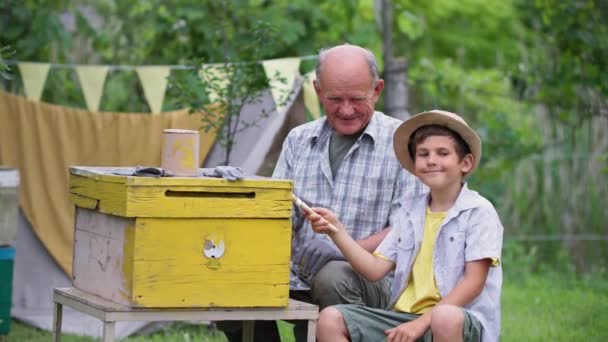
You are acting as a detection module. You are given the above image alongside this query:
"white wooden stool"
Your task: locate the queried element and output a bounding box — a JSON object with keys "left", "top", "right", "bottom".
{"left": 53, "top": 287, "right": 318, "bottom": 342}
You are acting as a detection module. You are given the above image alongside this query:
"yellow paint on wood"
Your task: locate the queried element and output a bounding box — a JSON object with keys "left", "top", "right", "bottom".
{"left": 70, "top": 193, "right": 99, "bottom": 209}
{"left": 128, "top": 217, "right": 291, "bottom": 307}
{"left": 70, "top": 174, "right": 127, "bottom": 216}
{"left": 70, "top": 167, "right": 293, "bottom": 189}
{"left": 69, "top": 167, "right": 126, "bottom": 183}
{"left": 69, "top": 168, "right": 293, "bottom": 218}
{"left": 124, "top": 177, "right": 294, "bottom": 189}
{"left": 125, "top": 185, "right": 292, "bottom": 218}
{"left": 70, "top": 167, "right": 293, "bottom": 308}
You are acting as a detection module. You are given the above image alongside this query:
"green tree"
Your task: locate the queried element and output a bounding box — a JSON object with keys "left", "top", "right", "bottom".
{"left": 168, "top": 20, "right": 290, "bottom": 165}
{"left": 515, "top": 0, "right": 607, "bottom": 128}
{"left": 2, "top": 0, "right": 607, "bottom": 272}
{"left": 1, "top": 0, "right": 380, "bottom": 111}
{"left": 0, "top": 46, "right": 13, "bottom": 80}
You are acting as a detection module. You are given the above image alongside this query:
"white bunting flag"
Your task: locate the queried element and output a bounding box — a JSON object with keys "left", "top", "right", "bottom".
{"left": 75, "top": 65, "right": 109, "bottom": 112}
{"left": 136, "top": 66, "right": 171, "bottom": 114}
{"left": 262, "top": 57, "right": 301, "bottom": 113}
{"left": 18, "top": 62, "right": 51, "bottom": 101}
{"left": 302, "top": 70, "right": 322, "bottom": 119}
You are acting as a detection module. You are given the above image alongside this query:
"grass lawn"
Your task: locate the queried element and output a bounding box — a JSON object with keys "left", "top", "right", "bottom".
{"left": 501, "top": 274, "right": 607, "bottom": 341}
{"left": 5, "top": 274, "right": 606, "bottom": 341}
{"left": 6, "top": 319, "right": 296, "bottom": 341}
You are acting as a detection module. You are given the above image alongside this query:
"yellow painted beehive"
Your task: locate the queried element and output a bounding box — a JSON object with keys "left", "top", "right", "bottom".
{"left": 69, "top": 166, "right": 293, "bottom": 308}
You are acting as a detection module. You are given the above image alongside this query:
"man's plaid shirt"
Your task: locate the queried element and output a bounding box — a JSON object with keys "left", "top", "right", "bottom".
{"left": 273, "top": 111, "right": 425, "bottom": 260}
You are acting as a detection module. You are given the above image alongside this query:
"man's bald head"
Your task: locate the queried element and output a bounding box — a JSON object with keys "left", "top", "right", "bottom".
{"left": 312, "top": 44, "right": 384, "bottom": 135}
{"left": 315, "top": 44, "right": 380, "bottom": 88}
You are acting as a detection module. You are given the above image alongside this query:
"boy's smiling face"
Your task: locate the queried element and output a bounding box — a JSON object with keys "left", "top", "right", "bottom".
{"left": 414, "top": 135, "right": 474, "bottom": 190}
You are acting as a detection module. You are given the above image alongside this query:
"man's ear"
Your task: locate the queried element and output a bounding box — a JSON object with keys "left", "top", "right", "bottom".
{"left": 374, "top": 79, "right": 385, "bottom": 96}
{"left": 461, "top": 153, "right": 474, "bottom": 174}
{"left": 313, "top": 79, "right": 321, "bottom": 96}
{"left": 371, "top": 79, "right": 384, "bottom": 103}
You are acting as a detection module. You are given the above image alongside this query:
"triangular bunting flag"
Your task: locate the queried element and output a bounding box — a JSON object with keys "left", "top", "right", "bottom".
{"left": 303, "top": 70, "right": 322, "bottom": 120}
{"left": 136, "top": 66, "right": 171, "bottom": 114}
{"left": 262, "top": 57, "right": 301, "bottom": 113}
{"left": 199, "top": 64, "right": 231, "bottom": 103}
{"left": 17, "top": 62, "right": 50, "bottom": 101}
{"left": 75, "top": 65, "right": 109, "bottom": 111}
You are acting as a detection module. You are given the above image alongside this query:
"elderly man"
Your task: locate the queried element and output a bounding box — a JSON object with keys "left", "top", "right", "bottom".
{"left": 269, "top": 44, "right": 424, "bottom": 340}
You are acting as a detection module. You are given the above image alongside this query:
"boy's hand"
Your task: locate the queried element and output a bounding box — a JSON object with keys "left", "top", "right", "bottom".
{"left": 303, "top": 207, "right": 343, "bottom": 234}
{"left": 385, "top": 318, "right": 428, "bottom": 342}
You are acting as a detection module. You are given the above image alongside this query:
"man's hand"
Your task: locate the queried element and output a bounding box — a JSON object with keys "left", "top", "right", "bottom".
{"left": 297, "top": 238, "right": 345, "bottom": 281}
{"left": 384, "top": 318, "right": 429, "bottom": 342}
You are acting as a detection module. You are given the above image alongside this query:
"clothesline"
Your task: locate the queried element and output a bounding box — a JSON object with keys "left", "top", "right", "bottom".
{"left": 3, "top": 55, "right": 318, "bottom": 71}
{"left": 4, "top": 55, "right": 322, "bottom": 116}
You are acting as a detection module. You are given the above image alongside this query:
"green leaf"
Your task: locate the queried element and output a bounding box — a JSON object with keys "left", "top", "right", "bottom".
{"left": 396, "top": 10, "right": 425, "bottom": 40}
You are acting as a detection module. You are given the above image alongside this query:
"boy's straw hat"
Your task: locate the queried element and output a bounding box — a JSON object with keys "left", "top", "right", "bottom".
{"left": 393, "top": 110, "right": 482, "bottom": 177}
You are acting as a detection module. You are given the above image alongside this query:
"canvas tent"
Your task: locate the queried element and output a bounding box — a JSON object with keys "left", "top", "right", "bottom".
{"left": 0, "top": 78, "right": 309, "bottom": 338}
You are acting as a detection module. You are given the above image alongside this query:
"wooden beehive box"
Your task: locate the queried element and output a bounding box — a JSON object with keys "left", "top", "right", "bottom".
{"left": 0, "top": 168, "right": 19, "bottom": 246}
{"left": 69, "top": 166, "right": 293, "bottom": 308}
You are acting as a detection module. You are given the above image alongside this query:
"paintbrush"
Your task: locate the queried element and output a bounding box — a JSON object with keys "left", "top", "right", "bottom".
{"left": 291, "top": 194, "right": 339, "bottom": 233}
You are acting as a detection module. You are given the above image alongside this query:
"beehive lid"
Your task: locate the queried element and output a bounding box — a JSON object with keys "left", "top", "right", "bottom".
{"left": 69, "top": 166, "right": 293, "bottom": 218}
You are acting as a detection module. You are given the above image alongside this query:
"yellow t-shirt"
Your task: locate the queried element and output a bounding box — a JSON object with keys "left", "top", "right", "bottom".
{"left": 394, "top": 207, "right": 446, "bottom": 314}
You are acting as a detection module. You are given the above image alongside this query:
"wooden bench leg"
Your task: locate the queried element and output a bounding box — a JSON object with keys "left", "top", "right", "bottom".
{"left": 102, "top": 321, "right": 116, "bottom": 342}
{"left": 307, "top": 319, "right": 316, "bottom": 342}
{"left": 53, "top": 302, "right": 63, "bottom": 342}
{"left": 242, "top": 320, "right": 254, "bottom": 342}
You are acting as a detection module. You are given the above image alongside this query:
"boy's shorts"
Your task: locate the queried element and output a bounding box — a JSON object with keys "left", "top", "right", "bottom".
{"left": 335, "top": 304, "right": 483, "bottom": 342}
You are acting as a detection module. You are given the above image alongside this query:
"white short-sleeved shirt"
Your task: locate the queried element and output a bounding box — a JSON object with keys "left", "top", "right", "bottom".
{"left": 377, "top": 184, "right": 503, "bottom": 342}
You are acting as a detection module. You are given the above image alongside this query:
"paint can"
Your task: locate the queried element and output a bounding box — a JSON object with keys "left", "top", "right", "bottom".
{"left": 161, "top": 129, "right": 200, "bottom": 177}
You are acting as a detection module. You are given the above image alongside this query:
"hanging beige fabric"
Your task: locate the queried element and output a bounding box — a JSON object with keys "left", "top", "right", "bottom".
{"left": 0, "top": 91, "right": 218, "bottom": 275}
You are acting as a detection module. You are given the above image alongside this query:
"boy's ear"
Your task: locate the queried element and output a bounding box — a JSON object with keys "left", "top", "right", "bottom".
{"left": 461, "top": 153, "right": 474, "bottom": 174}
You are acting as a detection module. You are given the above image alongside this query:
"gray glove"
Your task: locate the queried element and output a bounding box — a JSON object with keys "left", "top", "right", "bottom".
{"left": 296, "top": 238, "right": 345, "bottom": 282}
{"left": 132, "top": 166, "right": 174, "bottom": 177}
{"left": 203, "top": 166, "right": 244, "bottom": 181}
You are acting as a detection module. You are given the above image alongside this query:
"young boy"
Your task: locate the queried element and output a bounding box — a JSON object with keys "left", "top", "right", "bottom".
{"left": 303, "top": 110, "right": 503, "bottom": 342}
